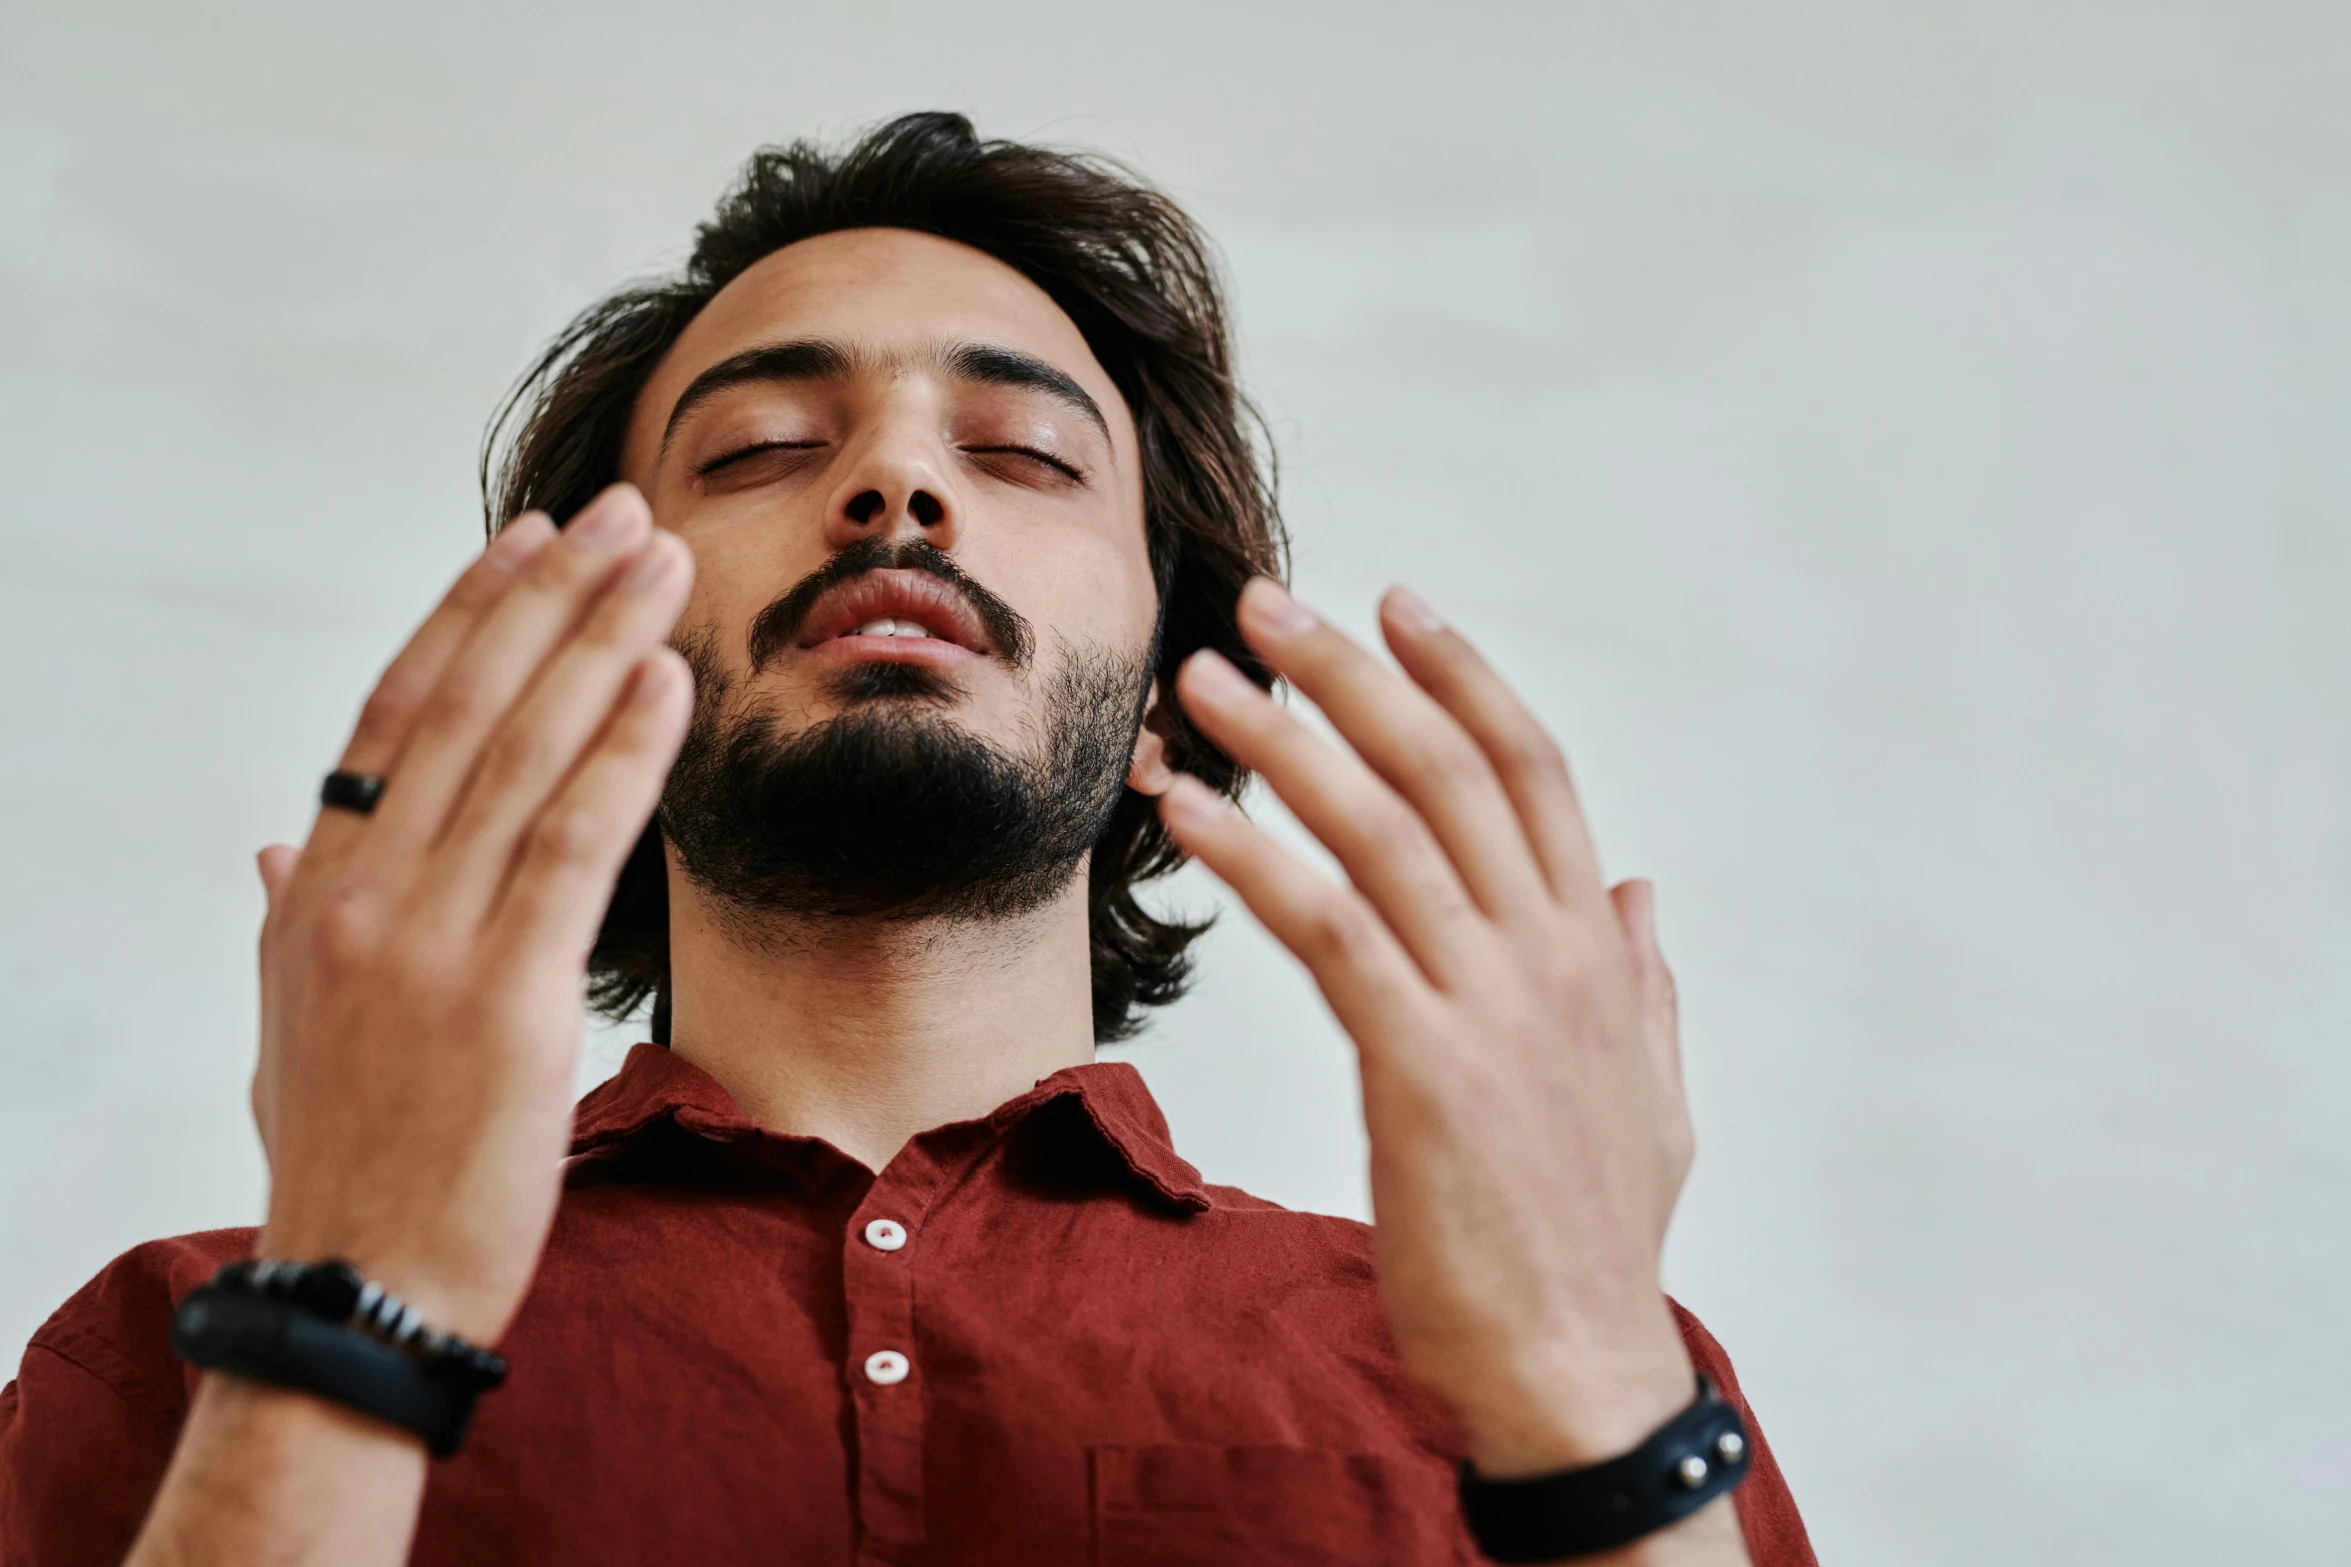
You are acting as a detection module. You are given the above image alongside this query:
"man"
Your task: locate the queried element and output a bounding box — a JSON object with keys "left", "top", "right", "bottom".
{"left": 0, "top": 114, "right": 1814, "bottom": 1565}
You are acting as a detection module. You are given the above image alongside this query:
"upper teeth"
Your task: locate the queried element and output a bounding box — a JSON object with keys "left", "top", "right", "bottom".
{"left": 853, "top": 619, "right": 928, "bottom": 638}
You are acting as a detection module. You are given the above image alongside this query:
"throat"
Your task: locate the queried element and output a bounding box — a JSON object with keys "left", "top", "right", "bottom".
{"left": 660, "top": 860, "right": 1099, "bottom": 1171}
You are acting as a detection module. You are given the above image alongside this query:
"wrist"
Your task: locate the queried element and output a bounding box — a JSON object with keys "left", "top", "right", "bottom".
{"left": 193, "top": 1368, "right": 436, "bottom": 1461}
{"left": 128, "top": 1376, "right": 428, "bottom": 1567}
{"left": 254, "top": 1221, "right": 513, "bottom": 1345}
{"left": 174, "top": 1261, "right": 509, "bottom": 1458}
{"left": 1456, "top": 1310, "right": 1695, "bottom": 1477}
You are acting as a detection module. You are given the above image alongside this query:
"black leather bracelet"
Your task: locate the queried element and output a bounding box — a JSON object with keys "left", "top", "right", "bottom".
{"left": 1457, "top": 1377, "right": 1751, "bottom": 1562}
{"left": 170, "top": 1260, "right": 506, "bottom": 1458}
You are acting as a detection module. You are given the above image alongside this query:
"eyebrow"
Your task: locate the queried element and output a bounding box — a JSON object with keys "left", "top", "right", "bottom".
{"left": 940, "top": 342, "right": 1110, "bottom": 441}
{"left": 659, "top": 339, "right": 853, "bottom": 453}
{"left": 659, "top": 337, "right": 1112, "bottom": 455}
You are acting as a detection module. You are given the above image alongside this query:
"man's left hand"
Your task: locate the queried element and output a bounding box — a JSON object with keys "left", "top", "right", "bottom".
{"left": 1156, "top": 578, "right": 1711, "bottom": 1496}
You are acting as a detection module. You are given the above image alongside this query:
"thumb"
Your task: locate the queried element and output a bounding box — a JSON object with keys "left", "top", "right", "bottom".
{"left": 1608, "top": 877, "right": 1679, "bottom": 1044}
{"left": 256, "top": 843, "right": 301, "bottom": 908}
{"left": 1609, "top": 877, "right": 1692, "bottom": 1182}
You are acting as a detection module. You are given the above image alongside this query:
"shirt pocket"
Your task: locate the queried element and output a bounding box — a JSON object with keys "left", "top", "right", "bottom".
{"left": 1089, "top": 1442, "right": 1470, "bottom": 1566}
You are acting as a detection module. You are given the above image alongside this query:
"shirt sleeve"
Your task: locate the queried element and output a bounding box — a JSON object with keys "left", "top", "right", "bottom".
{"left": 1671, "top": 1300, "right": 1818, "bottom": 1567}
{"left": 0, "top": 1336, "right": 182, "bottom": 1565}
{"left": 0, "top": 1231, "right": 247, "bottom": 1566}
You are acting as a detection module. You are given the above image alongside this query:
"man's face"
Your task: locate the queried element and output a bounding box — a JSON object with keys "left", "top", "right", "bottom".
{"left": 619, "top": 228, "right": 1160, "bottom": 919}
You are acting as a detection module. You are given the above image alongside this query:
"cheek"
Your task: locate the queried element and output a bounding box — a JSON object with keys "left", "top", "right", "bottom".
{"left": 662, "top": 513, "right": 824, "bottom": 632}
{"left": 1029, "top": 532, "right": 1158, "bottom": 657}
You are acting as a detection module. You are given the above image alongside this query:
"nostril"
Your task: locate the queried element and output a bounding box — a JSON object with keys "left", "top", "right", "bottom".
{"left": 910, "top": 490, "right": 944, "bottom": 527}
{"left": 845, "top": 490, "right": 885, "bottom": 525}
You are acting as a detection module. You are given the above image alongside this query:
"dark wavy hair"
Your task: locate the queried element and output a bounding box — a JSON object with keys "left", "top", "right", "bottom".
{"left": 480, "top": 112, "right": 1284, "bottom": 1044}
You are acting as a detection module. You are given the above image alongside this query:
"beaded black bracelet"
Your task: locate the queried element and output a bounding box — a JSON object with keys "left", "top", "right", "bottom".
{"left": 218, "top": 1258, "right": 507, "bottom": 1388}
{"left": 1457, "top": 1376, "right": 1751, "bottom": 1561}
{"left": 171, "top": 1259, "right": 506, "bottom": 1457}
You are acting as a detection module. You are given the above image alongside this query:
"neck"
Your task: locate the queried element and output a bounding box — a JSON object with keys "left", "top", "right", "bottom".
{"left": 661, "top": 860, "right": 1099, "bottom": 1171}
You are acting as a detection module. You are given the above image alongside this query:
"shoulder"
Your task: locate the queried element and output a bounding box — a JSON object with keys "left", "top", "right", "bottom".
{"left": 1178, "top": 1187, "right": 1394, "bottom": 1350}
{"left": 21, "top": 1227, "right": 252, "bottom": 1423}
{"left": 1667, "top": 1301, "right": 1821, "bottom": 1567}
{"left": 1, "top": 1228, "right": 251, "bottom": 1564}
{"left": 1193, "top": 1182, "right": 1378, "bottom": 1267}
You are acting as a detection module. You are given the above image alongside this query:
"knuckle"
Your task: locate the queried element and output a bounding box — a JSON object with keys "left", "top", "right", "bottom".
{"left": 1498, "top": 722, "right": 1570, "bottom": 786}
{"left": 426, "top": 669, "right": 500, "bottom": 732}
{"left": 1355, "top": 788, "right": 1421, "bottom": 846}
{"left": 1415, "top": 728, "right": 1493, "bottom": 795}
{"left": 534, "top": 535, "right": 608, "bottom": 593}
{"left": 480, "top": 725, "right": 559, "bottom": 794}
{"left": 442, "top": 565, "right": 503, "bottom": 615}
{"left": 307, "top": 885, "right": 380, "bottom": 974}
{"left": 350, "top": 680, "right": 419, "bottom": 754}
{"left": 1302, "top": 892, "right": 1375, "bottom": 964}
{"left": 531, "top": 805, "right": 607, "bottom": 868}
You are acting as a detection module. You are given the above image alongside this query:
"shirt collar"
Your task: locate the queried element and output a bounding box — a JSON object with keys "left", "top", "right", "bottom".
{"left": 570, "top": 1042, "right": 1212, "bottom": 1214}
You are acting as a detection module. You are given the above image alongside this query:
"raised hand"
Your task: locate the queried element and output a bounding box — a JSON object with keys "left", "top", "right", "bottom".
{"left": 1156, "top": 579, "right": 1717, "bottom": 1506}
{"left": 249, "top": 484, "right": 693, "bottom": 1344}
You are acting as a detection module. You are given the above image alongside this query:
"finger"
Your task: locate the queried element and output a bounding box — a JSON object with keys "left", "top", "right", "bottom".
{"left": 1610, "top": 879, "right": 1692, "bottom": 1178}
{"left": 488, "top": 649, "right": 693, "bottom": 968}
{"left": 1234, "top": 579, "right": 1551, "bottom": 923}
{"left": 1175, "top": 648, "right": 1486, "bottom": 988}
{"left": 1381, "top": 587, "right": 1608, "bottom": 909}
{"left": 1157, "top": 774, "right": 1432, "bottom": 1063}
{"left": 353, "top": 483, "right": 654, "bottom": 877}
{"left": 300, "top": 514, "right": 556, "bottom": 868}
{"left": 433, "top": 531, "right": 693, "bottom": 909}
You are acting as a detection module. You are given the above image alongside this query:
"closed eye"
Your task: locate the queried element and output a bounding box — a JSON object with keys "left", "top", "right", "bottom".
{"left": 963, "top": 444, "right": 1086, "bottom": 484}
{"left": 694, "top": 439, "right": 826, "bottom": 480}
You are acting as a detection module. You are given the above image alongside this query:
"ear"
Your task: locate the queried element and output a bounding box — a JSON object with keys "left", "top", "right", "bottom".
{"left": 1126, "top": 680, "right": 1178, "bottom": 796}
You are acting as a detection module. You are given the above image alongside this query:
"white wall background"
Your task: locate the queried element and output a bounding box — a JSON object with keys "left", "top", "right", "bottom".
{"left": 4, "top": 2, "right": 2347, "bottom": 1560}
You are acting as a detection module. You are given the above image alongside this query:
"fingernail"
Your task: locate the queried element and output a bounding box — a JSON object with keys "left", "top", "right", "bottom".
{"left": 485, "top": 513, "right": 552, "bottom": 568}
{"left": 628, "top": 654, "right": 679, "bottom": 705}
{"left": 1385, "top": 586, "right": 1444, "bottom": 634}
{"left": 1161, "top": 773, "right": 1230, "bottom": 822}
{"left": 1183, "top": 649, "right": 1256, "bottom": 701}
{"left": 622, "top": 534, "right": 681, "bottom": 593}
{"left": 567, "top": 485, "right": 643, "bottom": 550}
{"left": 1242, "top": 578, "right": 1317, "bottom": 637}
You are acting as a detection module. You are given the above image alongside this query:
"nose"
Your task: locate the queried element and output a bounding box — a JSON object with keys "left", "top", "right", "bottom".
{"left": 821, "top": 417, "right": 961, "bottom": 553}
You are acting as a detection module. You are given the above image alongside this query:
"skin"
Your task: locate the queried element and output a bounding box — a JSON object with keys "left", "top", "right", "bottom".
{"left": 620, "top": 230, "right": 1156, "bottom": 1168}
{"left": 123, "top": 229, "right": 1746, "bottom": 1565}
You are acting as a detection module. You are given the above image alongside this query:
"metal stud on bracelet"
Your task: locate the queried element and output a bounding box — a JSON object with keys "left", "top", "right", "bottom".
{"left": 1457, "top": 1377, "right": 1753, "bottom": 1562}
{"left": 173, "top": 1259, "right": 506, "bottom": 1458}
{"left": 209, "top": 1260, "right": 506, "bottom": 1388}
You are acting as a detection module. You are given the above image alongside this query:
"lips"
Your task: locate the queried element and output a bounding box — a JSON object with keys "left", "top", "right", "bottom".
{"left": 794, "top": 569, "right": 995, "bottom": 657}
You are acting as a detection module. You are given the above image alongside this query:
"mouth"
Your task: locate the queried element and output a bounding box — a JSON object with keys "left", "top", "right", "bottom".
{"left": 794, "top": 568, "right": 994, "bottom": 667}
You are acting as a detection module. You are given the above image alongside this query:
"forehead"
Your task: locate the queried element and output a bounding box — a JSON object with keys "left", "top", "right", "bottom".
{"left": 626, "top": 228, "right": 1132, "bottom": 468}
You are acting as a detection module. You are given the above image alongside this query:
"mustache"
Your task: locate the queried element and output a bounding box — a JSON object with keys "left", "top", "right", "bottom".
{"left": 745, "top": 537, "right": 1035, "bottom": 674}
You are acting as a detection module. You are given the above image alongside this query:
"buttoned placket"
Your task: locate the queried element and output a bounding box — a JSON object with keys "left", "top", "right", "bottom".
{"left": 838, "top": 1129, "right": 979, "bottom": 1561}
{"left": 578, "top": 1057, "right": 1217, "bottom": 1560}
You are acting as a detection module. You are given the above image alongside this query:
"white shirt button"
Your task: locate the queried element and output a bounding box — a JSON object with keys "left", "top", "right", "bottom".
{"left": 863, "top": 1218, "right": 908, "bottom": 1252}
{"left": 863, "top": 1349, "right": 910, "bottom": 1386}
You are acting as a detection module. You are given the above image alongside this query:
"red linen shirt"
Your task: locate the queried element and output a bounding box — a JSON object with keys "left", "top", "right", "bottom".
{"left": 2, "top": 1045, "right": 1814, "bottom": 1565}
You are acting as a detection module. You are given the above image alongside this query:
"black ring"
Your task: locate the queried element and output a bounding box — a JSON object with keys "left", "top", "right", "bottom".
{"left": 320, "top": 771, "right": 386, "bottom": 815}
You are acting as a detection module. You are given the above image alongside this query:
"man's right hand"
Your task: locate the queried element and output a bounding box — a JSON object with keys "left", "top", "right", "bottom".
{"left": 124, "top": 484, "right": 690, "bottom": 1567}
{"left": 248, "top": 483, "right": 692, "bottom": 1344}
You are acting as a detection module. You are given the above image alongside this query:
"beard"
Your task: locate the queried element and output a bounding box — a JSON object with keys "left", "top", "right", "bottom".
{"left": 659, "top": 630, "right": 1150, "bottom": 927}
